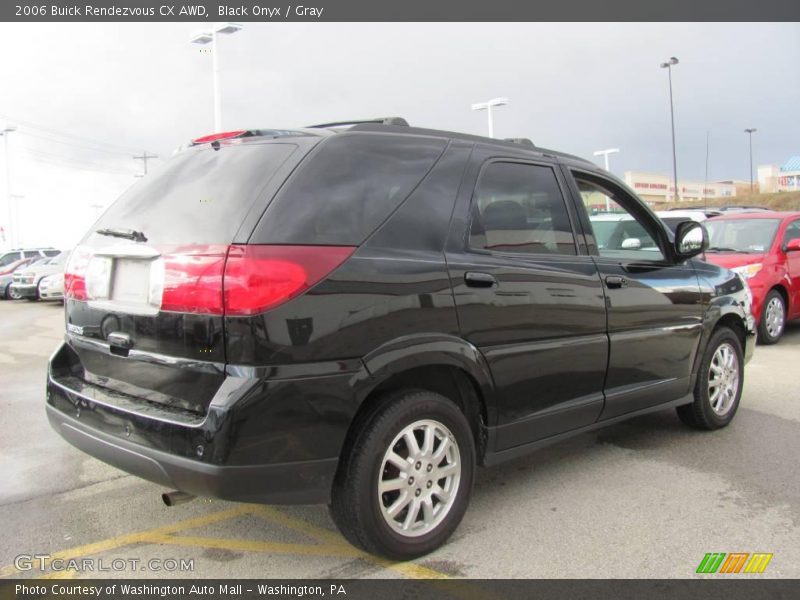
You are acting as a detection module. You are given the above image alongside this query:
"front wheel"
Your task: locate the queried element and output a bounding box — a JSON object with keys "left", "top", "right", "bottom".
{"left": 329, "top": 390, "right": 475, "bottom": 560}
{"left": 8, "top": 285, "right": 22, "bottom": 300}
{"left": 758, "top": 290, "right": 786, "bottom": 345}
{"left": 677, "top": 326, "right": 743, "bottom": 430}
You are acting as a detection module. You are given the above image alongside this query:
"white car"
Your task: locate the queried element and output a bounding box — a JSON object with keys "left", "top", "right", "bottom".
{"left": 655, "top": 210, "right": 708, "bottom": 234}
{"left": 38, "top": 272, "right": 64, "bottom": 302}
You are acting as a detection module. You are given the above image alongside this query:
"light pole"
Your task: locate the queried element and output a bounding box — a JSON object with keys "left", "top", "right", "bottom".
{"left": 593, "top": 148, "right": 620, "bottom": 211}
{"left": 191, "top": 23, "right": 243, "bottom": 132}
{"left": 471, "top": 97, "right": 509, "bottom": 138}
{"left": 660, "top": 56, "right": 680, "bottom": 202}
{"left": 1, "top": 124, "right": 17, "bottom": 248}
{"left": 745, "top": 128, "right": 757, "bottom": 194}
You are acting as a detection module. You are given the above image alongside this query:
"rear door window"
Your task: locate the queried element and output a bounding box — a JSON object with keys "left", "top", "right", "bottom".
{"left": 252, "top": 134, "right": 446, "bottom": 245}
{"left": 88, "top": 142, "right": 298, "bottom": 246}
{"left": 468, "top": 162, "right": 577, "bottom": 256}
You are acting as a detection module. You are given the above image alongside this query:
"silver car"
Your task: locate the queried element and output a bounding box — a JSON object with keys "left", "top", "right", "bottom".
{"left": 10, "top": 251, "right": 70, "bottom": 301}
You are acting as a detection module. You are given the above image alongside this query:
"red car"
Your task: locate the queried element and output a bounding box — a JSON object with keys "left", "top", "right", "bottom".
{"left": 703, "top": 211, "right": 800, "bottom": 344}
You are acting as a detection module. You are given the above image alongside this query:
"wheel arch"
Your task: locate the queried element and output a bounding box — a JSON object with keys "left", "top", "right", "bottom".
{"left": 345, "top": 334, "right": 496, "bottom": 464}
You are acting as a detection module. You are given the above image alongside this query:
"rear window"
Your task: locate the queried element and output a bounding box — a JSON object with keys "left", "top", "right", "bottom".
{"left": 252, "top": 134, "right": 446, "bottom": 245}
{"left": 89, "top": 142, "right": 297, "bottom": 246}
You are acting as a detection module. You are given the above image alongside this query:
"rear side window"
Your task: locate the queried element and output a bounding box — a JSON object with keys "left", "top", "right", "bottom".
{"left": 90, "top": 143, "right": 297, "bottom": 246}
{"left": 253, "top": 134, "right": 446, "bottom": 245}
{"left": 469, "top": 162, "right": 577, "bottom": 256}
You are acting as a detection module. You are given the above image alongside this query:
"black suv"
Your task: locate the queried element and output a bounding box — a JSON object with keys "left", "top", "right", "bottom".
{"left": 47, "top": 119, "right": 755, "bottom": 559}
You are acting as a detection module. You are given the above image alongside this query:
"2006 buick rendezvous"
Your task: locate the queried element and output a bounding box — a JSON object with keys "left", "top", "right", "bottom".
{"left": 47, "top": 119, "right": 754, "bottom": 558}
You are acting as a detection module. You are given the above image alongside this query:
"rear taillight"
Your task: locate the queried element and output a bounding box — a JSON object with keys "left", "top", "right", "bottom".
{"left": 223, "top": 245, "right": 356, "bottom": 316}
{"left": 158, "top": 245, "right": 228, "bottom": 314}
{"left": 64, "top": 243, "right": 354, "bottom": 316}
{"left": 64, "top": 245, "right": 93, "bottom": 301}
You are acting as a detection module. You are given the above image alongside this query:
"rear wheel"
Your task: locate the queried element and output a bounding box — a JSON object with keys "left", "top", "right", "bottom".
{"left": 329, "top": 390, "right": 475, "bottom": 559}
{"left": 758, "top": 289, "right": 786, "bottom": 345}
{"left": 677, "top": 326, "right": 743, "bottom": 430}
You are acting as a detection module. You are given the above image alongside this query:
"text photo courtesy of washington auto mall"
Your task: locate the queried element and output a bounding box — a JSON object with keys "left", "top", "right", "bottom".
{"left": 1, "top": 2, "right": 800, "bottom": 599}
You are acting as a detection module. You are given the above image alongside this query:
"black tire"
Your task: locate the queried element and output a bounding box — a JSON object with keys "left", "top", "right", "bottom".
{"left": 329, "top": 389, "right": 475, "bottom": 560}
{"left": 2, "top": 283, "right": 10, "bottom": 300}
{"left": 757, "top": 289, "right": 786, "bottom": 345}
{"left": 8, "top": 285, "right": 22, "bottom": 300}
{"left": 677, "top": 327, "right": 744, "bottom": 430}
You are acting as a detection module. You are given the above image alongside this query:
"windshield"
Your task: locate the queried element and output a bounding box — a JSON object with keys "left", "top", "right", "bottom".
{"left": 704, "top": 218, "right": 780, "bottom": 253}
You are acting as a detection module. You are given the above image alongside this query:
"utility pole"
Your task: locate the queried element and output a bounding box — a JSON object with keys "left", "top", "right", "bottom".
{"left": 660, "top": 57, "right": 680, "bottom": 202}
{"left": 745, "top": 128, "right": 757, "bottom": 194}
{"left": 703, "top": 131, "right": 709, "bottom": 210}
{"left": 133, "top": 151, "right": 158, "bottom": 176}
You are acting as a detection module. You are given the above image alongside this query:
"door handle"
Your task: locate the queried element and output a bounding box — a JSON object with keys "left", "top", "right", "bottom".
{"left": 605, "top": 275, "right": 628, "bottom": 289}
{"left": 464, "top": 272, "right": 497, "bottom": 288}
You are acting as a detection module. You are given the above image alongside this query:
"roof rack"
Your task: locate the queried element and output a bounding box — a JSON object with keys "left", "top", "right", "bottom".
{"left": 306, "top": 117, "right": 409, "bottom": 129}
{"left": 504, "top": 138, "right": 535, "bottom": 146}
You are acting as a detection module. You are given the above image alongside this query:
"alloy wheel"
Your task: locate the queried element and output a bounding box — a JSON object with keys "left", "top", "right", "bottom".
{"left": 378, "top": 419, "right": 461, "bottom": 538}
{"left": 708, "top": 342, "right": 740, "bottom": 416}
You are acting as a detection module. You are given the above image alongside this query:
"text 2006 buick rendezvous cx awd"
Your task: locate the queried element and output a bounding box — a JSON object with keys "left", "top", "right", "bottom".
{"left": 47, "top": 119, "right": 754, "bottom": 559}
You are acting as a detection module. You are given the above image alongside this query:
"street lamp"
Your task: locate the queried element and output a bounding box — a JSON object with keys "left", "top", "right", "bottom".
{"left": 660, "top": 56, "right": 680, "bottom": 202}
{"left": 0, "top": 124, "right": 17, "bottom": 248}
{"left": 745, "top": 128, "right": 757, "bottom": 194}
{"left": 593, "top": 148, "right": 620, "bottom": 211}
{"left": 471, "top": 97, "right": 509, "bottom": 138}
{"left": 191, "top": 22, "right": 244, "bottom": 132}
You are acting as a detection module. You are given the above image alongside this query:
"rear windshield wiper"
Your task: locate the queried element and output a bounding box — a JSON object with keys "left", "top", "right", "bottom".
{"left": 96, "top": 228, "right": 148, "bottom": 243}
{"left": 705, "top": 246, "right": 744, "bottom": 253}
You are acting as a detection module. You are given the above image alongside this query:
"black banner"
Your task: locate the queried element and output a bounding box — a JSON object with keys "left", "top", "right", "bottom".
{"left": 2, "top": 579, "right": 800, "bottom": 600}
{"left": 2, "top": 0, "right": 800, "bottom": 22}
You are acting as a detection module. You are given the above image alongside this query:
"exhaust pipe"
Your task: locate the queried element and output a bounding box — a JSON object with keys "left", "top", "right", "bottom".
{"left": 161, "top": 490, "right": 195, "bottom": 507}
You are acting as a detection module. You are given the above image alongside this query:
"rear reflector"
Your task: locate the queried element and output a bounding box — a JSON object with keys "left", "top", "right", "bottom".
{"left": 223, "top": 245, "right": 356, "bottom": 316}
{"left": 65, "top": 244, "right": 355, "bottom": 316}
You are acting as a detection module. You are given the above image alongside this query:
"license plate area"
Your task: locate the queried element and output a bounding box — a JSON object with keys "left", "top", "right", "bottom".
{"left": 85, "top": 246, "right": 162, "bottom": 316}
{"left": 111, "top": 259, "right": 151, "bottom": 304}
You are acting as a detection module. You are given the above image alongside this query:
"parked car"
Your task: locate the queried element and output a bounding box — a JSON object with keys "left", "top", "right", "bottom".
{"left": 589, "top": 212, "right": 660, "bottom": 251}
{"left": 10, "top": 251, "right": 70, "bottom": 301}
{"left": 656, "top": 209, "right": 708, "bottom": 234}
{"left": 47, "top": 120, "right": 755, "bottom": 559}
{"left": 0, "top": 257, "right": 39, "bottom": 299}
{"left": 703, "top": 211, "right": 800, "bottom": 344}
{"left": 0, "top": 247, "right": 60, "bottom": 270}
{"left": 666, "top": 206, "right": 722, "bottom": 218}
{"left": 38, "top": 272, "right": 65, "bottom": 302}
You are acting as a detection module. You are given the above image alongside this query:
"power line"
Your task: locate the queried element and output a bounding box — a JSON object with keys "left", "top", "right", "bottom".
{"left": 0, "top": 112, "right": 153, "bottom": 155}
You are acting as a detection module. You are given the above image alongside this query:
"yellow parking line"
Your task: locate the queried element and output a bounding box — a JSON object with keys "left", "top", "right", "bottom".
{"left": 147, "top": 533, "right": 361, "bottom": 557}
{"left": 0, "top": 505, "right": 251, "bottom": 578}
{"left": 249, "top": 505, "right": 450, "bottom": 580}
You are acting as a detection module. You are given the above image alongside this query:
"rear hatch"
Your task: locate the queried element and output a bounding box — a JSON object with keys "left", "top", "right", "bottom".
{"left": 60, "top": 137, "right": 307, "bottom": 415}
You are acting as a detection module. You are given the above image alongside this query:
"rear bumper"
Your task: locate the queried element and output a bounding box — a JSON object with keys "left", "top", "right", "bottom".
{"left": 46, "top": 341, "right": 366, "bottom": 505}
{"left": 46, "top": 404, "right": 336, "bottom": 504}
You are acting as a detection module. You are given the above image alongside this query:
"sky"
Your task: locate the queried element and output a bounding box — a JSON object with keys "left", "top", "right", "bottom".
{"left": 0, "top": 22, "right": 798, "bottom": 250}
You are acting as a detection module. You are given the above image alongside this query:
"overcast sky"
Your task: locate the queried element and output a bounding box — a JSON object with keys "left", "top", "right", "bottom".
{"left": 0, "top": 22, "right": 798, "bottom": 250}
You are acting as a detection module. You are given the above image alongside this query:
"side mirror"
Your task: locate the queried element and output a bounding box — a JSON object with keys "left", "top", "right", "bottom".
{"left": 675, "top": 220, "right": 708, "bottom": 259}
{"left": 785, "top": 238, "right": 800, "bottom": 253}
{"left": 621, "top": 238, "right": 642, "bottom": 250}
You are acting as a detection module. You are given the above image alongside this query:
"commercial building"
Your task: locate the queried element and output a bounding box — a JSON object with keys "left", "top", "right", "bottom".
{"left": 622, "top": 171, "right": 738, "bottom": 205}
{"left": 758, "top": 157, "right": 800, "bottom": 193}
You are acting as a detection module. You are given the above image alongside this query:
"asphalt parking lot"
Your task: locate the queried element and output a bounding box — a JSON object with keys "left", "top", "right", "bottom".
{"left": 1, "top": 299, "right": 798, "bottom": 580}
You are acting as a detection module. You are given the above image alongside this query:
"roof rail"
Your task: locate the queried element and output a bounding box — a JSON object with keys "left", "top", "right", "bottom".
{"left": 306, "top": 117, "right": 409, "bottom": 128}
{"left": 504, "top": 138, "right": 535, "bottom": 146}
